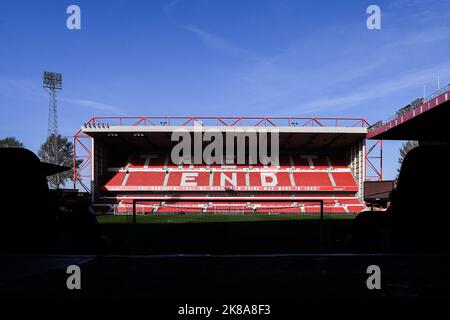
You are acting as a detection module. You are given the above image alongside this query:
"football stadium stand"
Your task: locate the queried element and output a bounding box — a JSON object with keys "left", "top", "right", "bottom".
{"left": 74, "top": 116, "right": 381, "bottom": 216}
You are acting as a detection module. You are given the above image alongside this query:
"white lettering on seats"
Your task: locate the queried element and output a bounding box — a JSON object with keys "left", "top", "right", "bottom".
{"left": 180, "top": 172, "right": 198, "bottom": 187}
{"left": 261, "top": 172, "right": 278, "bottom": 187}
{"left": 220, "top": 172, "right": 237, "bottom": 187}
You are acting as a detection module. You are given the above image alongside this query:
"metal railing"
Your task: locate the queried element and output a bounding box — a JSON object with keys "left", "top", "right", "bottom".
{"left": 368, "top": 84, "right": 450, "bottom": 133}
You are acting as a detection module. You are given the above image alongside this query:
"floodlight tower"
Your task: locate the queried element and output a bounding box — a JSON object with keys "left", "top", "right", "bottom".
{"left": 43, "top": 72, "right": 62, "bottom": 171}
{"left": 43, "top": 72, "right": 62, "bottom": 137}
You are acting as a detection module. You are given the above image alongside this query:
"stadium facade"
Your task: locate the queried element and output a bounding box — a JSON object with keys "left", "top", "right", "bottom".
{"left": 73, "top": 116, "right": 382, "bottom": 215}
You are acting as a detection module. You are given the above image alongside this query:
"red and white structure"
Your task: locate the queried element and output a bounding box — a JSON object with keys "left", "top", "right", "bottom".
{"left": 368, "top": 85, "right": 450, "bottom": 141}
{"left": 73, "top": 116, "right": 382, "bottom": 214}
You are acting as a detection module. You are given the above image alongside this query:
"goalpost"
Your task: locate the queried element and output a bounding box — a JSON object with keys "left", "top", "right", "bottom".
{"left": 129, "top": 198, "right": 325, "bottom": 221}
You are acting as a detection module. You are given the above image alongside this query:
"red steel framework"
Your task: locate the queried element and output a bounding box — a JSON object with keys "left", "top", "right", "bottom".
{"left": 73, "top": 116, "right": 383, "bottom": 192}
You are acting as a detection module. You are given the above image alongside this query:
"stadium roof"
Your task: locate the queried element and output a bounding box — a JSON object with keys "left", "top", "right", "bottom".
{"left": 81, "top": 116, "right": 369, "bottom": 128}
{"left": 367, "top": 86, "right": 450, "bottom": 141}
{"left": 82, "top": 120, "right": 368, "bottom": 150}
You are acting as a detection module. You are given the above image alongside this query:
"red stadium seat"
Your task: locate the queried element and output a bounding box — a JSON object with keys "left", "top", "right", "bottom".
{"left": 100, "top": 151, "right": 365, "bottom": 214}
{"left": 332, "top": 172, "right": 357, "bottom": 187}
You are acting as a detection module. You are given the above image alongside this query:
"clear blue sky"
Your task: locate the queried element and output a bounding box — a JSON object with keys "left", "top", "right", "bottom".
{"left": 1, "top": 0, "right": 450, "bottom": 179}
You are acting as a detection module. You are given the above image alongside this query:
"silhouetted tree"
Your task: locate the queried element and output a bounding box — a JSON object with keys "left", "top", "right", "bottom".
{"left": 0, "top": 136, "right": 24, "bottom": 148}
{"left": 397, "top": 140, "right": 419, "bottom": 178}
{"left": 38, "top": 134, "right": 81, "bottom": 188}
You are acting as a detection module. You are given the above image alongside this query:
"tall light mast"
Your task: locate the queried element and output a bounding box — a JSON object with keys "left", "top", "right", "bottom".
{"left": 43, "top": 71, "right": 62, "bottom": 137}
